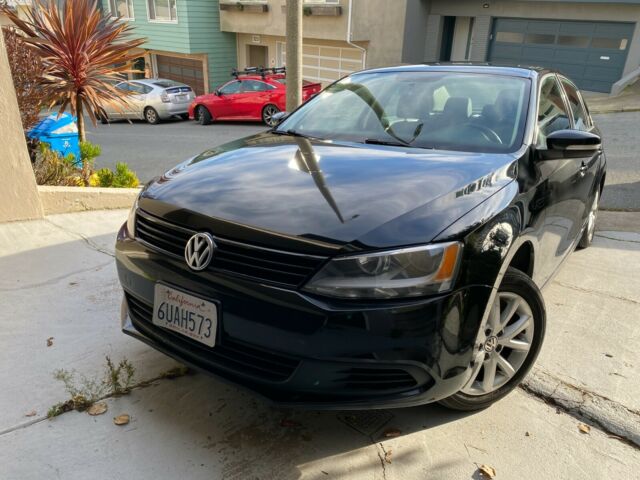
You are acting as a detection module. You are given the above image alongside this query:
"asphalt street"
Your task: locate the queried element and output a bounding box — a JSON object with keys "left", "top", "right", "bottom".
{"left": 86, "top": 112, "right": 639, "bottom": 210}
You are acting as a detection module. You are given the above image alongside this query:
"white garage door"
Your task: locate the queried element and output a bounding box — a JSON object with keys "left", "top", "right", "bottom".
{"left": 276, "top": 42, "right": 364, "bottom": 84}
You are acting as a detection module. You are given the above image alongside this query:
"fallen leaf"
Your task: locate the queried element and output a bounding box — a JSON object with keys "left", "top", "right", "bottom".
{"left": 478, "top": 464, "right": 496, "bottom": 479}
{"left": 87, "top": 402, "right": 108, "bottom": 416}
{"left": 604, "top": 353, "right": 613, "bottom": 358}
{"left": 113, "top": 414, "right": 130, "bottom": 426}
{"left": 280, "top": 418, "right": 301, "bottom": 428}
{"left": 578, "top": 423, "right": 591, "bottom": 434}
{"left": 46, "top": 337, "right": 54, "bottom": 347}
{"left": 25, "top": 410, "right": 37, "bottom": 417}
{"left": 384, "top": 449, "right": 392, "bottom": 464}
{"left": 382, "top": 427, "right": 401, "bottom": 438}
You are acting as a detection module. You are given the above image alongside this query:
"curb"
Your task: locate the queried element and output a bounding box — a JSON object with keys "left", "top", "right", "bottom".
{"left": 523, "top": 367, "right": 640, "bottom": 448}
{"left": 38, "top": 185, "right": 140, "bottom": 215}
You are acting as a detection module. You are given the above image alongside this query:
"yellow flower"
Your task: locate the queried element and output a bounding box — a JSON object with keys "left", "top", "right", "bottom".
{"left": 89, "top": 172, "right": 100, "bottom": 187}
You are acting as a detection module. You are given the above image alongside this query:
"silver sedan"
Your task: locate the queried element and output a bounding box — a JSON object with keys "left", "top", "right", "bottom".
{"left": 101, "top": 78, "right": 196, "bottom": 125}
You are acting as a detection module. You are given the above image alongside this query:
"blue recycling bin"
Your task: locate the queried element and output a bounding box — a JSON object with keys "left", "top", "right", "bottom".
{"left": 29, "top": 113, "right": 81, "bottom": 164}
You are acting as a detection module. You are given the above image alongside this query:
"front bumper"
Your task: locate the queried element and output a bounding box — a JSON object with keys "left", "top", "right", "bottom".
{"left": 116, "top": 229, "right": 492, "bottom": 409}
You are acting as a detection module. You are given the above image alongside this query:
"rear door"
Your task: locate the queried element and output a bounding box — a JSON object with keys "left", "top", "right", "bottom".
{"left": 237, "top": 80, "right": 278, "bottom": 119}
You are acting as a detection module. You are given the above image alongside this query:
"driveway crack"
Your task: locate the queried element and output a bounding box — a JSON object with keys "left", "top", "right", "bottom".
{"left": 44, "top": 219, "right": 116, "bottom": 258}
{"left": 552, "top": 280, "right": 640, "bottom": 306}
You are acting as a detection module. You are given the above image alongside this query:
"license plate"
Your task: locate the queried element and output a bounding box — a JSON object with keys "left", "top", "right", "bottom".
{"left": 175, "top": 94, "right": 187, "bottom": 102}
{"left": 152, "top": 284, "right": 218, "bottom": 347}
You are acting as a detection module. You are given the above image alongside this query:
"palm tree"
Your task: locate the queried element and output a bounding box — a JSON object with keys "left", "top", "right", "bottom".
{"left": 0, "top": 0, "right": 145, "bottom": 141}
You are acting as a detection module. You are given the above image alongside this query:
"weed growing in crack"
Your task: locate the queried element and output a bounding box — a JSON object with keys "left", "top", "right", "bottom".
{"left": 48, "top": 356, "right": 136, "bottom": 418}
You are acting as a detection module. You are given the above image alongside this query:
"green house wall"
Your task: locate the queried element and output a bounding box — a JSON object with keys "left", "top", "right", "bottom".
{"left": 101, "top": 0, "right": 237, "bottom": 90}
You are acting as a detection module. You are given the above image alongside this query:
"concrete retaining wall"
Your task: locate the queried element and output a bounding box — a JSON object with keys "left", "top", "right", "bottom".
{"left": 38, "top": 186, "right": 140, "bottom": 215}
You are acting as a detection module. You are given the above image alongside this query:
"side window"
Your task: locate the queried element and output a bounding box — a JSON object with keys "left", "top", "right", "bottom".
{"left": 128, "top": 83, "right": 148, "bottom": 95}
{"left": 241, "top": 80, "right": 274, "bottom": 92}
{"left": 219, "top": 80, "right": 242, "bottom": 94}
{"left": 561, "top": 79, "right": 590, "bottom": 131}
{"left": 115, "top": 82, "right": 130, "bottom": 92}
{"left": 537, "top": 76, "right": 571, "bottom": 147}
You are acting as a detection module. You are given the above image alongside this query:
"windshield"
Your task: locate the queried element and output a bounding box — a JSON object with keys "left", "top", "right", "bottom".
{"left": 277, "top": 71, "right": 530, "bottom": 153}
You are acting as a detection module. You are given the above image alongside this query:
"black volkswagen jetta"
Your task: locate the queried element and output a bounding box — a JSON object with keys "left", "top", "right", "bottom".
{"left": 116, "top": 65, "right": 605, "bottom": 411}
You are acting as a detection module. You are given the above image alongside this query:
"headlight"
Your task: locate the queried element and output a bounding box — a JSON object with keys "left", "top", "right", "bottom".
{"left": 303, "top": 242, "right": 463, "bottom": 299}
{"left": 126, "top": 196, "right": 139, "bottom": 238}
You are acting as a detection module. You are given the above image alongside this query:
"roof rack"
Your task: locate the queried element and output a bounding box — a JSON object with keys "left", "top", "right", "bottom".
{"left": 231, "top": 66, "right": 286, "bottom": 79}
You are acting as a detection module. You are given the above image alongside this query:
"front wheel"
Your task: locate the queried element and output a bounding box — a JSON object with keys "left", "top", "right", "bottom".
{"left": 197, "top": 106, "right": 212, "bottom": 125}
{"left": 144, "top": 107, "right": 160, "bottom": 125}
{"left": 262, "top": 104, "right": 280, "bottom": 127}
{"left": 439, "top": 267, "right": 546, "bottom": 411}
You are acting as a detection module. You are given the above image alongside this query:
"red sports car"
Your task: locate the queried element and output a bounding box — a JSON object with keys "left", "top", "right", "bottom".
{"left": 188, "top": 68, "right": 322, "bottom": 126}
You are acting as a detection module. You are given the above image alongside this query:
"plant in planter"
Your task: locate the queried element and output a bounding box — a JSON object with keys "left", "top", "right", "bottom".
{"left": 0, "top": 0, "right": 146, "bottom": 142}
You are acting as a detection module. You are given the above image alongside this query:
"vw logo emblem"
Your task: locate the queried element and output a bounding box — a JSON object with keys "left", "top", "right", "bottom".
{"left": 483, "top": 336, "right": 499, "bottom": 353}
{"left": 184, "top": 233, "right": 216, "bottom": 271}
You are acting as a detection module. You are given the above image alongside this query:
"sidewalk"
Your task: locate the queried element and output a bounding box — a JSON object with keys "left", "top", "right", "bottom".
{"left": 0, "top": 210, "right": 638, "bottom": 479}
{"left": 585, "top": 79, "right": 640, "bottom": 114}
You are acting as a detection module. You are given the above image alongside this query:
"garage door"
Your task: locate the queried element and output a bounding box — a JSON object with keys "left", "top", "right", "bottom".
{"left": 488, "top": 19, "right": 634, "bottom": 93}
{"left": 276, "top": 42, "right": 364, "bottom": 84}
{"left": 155, "top": 55, "right": 206, "bottom": 95}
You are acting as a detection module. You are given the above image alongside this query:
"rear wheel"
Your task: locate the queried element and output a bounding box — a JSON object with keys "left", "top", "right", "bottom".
{"left": 577, "top": 189, "right": 599, "bottom": 249}
{"left": 262, "top": 104, "right": 280, "bottom": 126}
{"left": 197, "top": 106, "right": 212, "bottom": 125}
{"left": 144, "top": 107, "right": 160, "bottom": 125}
{"left": 439, "top": 267, "right": 546, "bottom": 411}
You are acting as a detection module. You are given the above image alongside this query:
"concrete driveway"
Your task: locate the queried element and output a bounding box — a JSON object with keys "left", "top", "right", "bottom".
{"left": 0, "top": 210, "right": 638, "bottom": 480}
{"left": 86, "top": 112, "right": 639, "bottom": 211}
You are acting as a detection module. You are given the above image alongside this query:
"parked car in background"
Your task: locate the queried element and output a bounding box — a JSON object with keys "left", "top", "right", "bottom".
{"left": 117, "top": 64, "right": 605, "bottom": 411}
{"left": 188, "top": 67, "right": 322, "bottom": 126}
{"left": 100, "top": 79, "right": 195, "bottom": 125}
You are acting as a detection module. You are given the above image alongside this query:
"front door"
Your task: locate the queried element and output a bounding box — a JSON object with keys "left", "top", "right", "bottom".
{"left": 214, "top": 80, "right": 244, "bottom": 119}
{"left": 247, "top": 45, "right": 268, "bottom": 69}
{"left": 534, "top": 75, "right": 595, "bottom": 283}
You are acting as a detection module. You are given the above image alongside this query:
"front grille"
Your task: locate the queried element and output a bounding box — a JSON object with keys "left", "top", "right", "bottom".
{"left": 135, "top": 209, "right": 328, "bottom": 287}
{"left": 337, "top": 367, "right": 418, "bottom": 391}
{"left": 125, "top": 293, "right": 300, "bottom": 382}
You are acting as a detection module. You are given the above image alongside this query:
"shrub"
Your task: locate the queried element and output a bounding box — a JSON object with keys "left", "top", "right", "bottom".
{"left": 33, "top": 144, "right": 83, "bottom": 186}
{"left": 90, "top": 162, "right": 139, "bottom": 188}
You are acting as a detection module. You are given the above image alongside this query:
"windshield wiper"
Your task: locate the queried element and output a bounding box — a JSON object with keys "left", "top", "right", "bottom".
{"left": 364, "top": 138, "right": 411, "bottom": 147}
{"left": 272, "top": 129, "right": 317, "bottom": 139}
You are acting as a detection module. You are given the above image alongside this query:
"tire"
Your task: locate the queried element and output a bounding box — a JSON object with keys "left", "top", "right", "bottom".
{"left": 439, "top": 267, "right": 546, "bottom": 411}
{"left": 99, "top": 113, "right": 109, "bottom": 125}
{"left": 179, "top": 113, "right": 189, "bottom": 121}
{"left": 196, "top": 105, "right": 212, "bottom": 125}
{"left": 144, "top": 107, "right": 160, "bottom": 125}
{"left": 262, "top": 104, "right": 280, "bottom": 126}
{"left": 577, "top": 189, "right": 599, "bottom": 249}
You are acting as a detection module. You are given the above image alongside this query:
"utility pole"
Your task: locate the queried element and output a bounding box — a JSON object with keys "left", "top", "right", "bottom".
{"left": 285, "top": 0, "right": 302, "bottom": 112}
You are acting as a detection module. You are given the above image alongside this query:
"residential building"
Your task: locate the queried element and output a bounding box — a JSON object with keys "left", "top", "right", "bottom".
{"left": 218, "top": 0, "right": 407, "bottom": 85}
{"left": 400, "top": 0, "right": 640, "bottom": 94}
{"left": 101, "top": 0, "right": 237, "bottom": 94}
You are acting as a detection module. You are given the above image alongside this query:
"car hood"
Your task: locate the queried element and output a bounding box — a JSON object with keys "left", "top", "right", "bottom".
{"left": 140, "top": 133, "right": 518, "bottom": 252}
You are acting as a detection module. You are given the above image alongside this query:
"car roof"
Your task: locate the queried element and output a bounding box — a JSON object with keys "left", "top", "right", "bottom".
{"left": 132, "top": 78, "right": 189, "bottom": 88}
{"left": 359, "top": 63, "right": 554, "bottom": 79}
{"left": 230, "top": 75, "right": 284, "bottom": 82}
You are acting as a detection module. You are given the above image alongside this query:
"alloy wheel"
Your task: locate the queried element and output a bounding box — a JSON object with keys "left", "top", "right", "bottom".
{"left": 146, "top": 108, "right": 158, "bottom": 123}
{"left": 263, "top": 105, "right": 279, "bottom": 126}
{"left": 461, "top": 292, "right": 534, "bottom": 396}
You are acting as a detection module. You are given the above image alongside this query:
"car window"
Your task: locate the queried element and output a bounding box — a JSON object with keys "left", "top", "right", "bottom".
{"left": 277, "top": 71, "right": 530, "bottom": 154}
{"left": 219, "top": 80, "right": 242, "bottom": 95}
{"left": 241, "top": 80, "right": 275, "bottom": 92}
{"left": 537, "top": 76, "right": 571, "bottom": 147}
{"left": 560, "top": 79, "right": 590, "bottom": 131}
{"left": 115, "top": 82, "right": 129, "bottom": 92}
{"left": 129, "top": 83, "right": 150, "bottom": 95}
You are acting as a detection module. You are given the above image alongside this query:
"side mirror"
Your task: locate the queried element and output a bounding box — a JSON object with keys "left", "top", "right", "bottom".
{"left": 540, "top": 129, "right": 601, "bottom": 159}
{"left": 214, "top": 89, "right": 222, "bottom": 96}
{"left": 270, "top": 111, "right": 289, "bottom": 126}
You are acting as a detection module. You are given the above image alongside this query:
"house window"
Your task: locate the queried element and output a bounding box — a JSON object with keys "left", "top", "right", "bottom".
{"left": 148, "top": 0, "right": 178, "bottom": 22}
{"left": 109, "top": 0, "right": 134, "bottom": 19}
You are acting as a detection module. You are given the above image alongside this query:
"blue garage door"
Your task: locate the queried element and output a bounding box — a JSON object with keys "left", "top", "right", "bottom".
{"left": 489, "top": 18, "right": 634, "bottom": 93}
